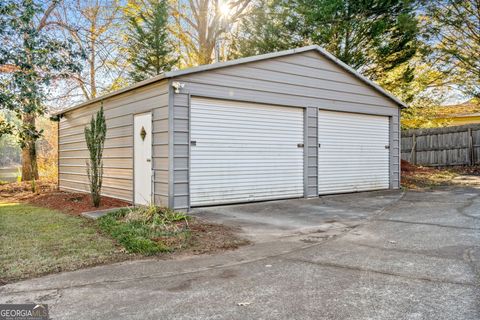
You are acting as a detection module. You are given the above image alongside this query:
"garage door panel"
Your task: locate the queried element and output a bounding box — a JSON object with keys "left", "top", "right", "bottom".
{"left": 318, "top": 110, "right": 389, "bottom": 195}
{"left": 191, "top": 98, "right": 304, "bottom": 206}
{"left": 191, "top": 190, "right": 304, "bottom": 207}
{"left": 193, "top": 105, "right": 301, "bottom": 118}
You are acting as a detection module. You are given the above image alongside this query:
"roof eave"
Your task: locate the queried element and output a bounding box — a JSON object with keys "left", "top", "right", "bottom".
{"left": 52, "top": 74, "right": 167, "bottom": 116}
{"left": 311, "top": 46, "right": 407, "bottom": 108}
{"left": 54, "top": 44, "right": 406, "bottom": 116}
{"left": 165, "top": 45, "right": 406, "bottom": 108}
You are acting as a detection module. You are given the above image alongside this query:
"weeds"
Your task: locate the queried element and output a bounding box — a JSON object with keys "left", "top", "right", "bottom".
{"left": 98, "top": 205, "right": 191, "bottom": 255}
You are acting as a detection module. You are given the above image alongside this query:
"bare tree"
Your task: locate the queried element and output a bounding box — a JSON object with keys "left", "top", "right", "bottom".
{"left": 52, "top": 0, "right": 127, "bottom": 101}
{"left": 171, "top": 0, "right": 251, "bottom": 66}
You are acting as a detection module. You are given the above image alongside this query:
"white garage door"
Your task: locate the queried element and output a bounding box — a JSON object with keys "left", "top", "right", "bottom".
{"left": 190, "top": 98, "right": 304, "bottom": 206}
{"left": 318, "top": 110, "right": 390, "bottom": 195}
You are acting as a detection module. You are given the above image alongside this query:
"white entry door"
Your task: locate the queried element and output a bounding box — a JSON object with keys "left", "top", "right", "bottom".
{"left": 190, "top": 98, "right": 304, "bottom": 206}
{"left": 318, "top": 110, "right": 390, "bottom": 195}
{"left": 134, "top": 112, "right": 152, "bottom": 205}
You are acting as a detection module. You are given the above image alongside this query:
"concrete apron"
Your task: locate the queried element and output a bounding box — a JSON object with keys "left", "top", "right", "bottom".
{"left": 191, "top": 190, "right": 405, "bottom": 243}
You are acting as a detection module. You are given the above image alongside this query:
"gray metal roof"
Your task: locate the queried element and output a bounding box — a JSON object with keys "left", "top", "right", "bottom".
{"left": 54, "top": 45, "right": 406, "bottom": 115}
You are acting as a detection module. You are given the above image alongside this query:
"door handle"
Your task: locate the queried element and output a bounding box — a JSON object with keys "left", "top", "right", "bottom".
{"left": 146, "top": 158, "right": 151, "bottom": 162}
{"left": 297, "top": 143, "right": 304, "bottom": 148}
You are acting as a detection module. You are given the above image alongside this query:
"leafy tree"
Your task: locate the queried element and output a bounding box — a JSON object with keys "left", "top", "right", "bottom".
{"left": 234, "top": 0, "right": 420, "bottom": 83}
{"left": 0, "top": 0, "right": 82, "bottom": 185}
{"left": 125, "top": 0, "right": 177, "bottom": 82}
{"left": 424, "top": 0, "right": 480, "bottom": 97}
{"left": 297, "top": 0, "right": 419, "bottom": 75}
{"left": 84, "top": 106, "right": 106, "bottom": 207}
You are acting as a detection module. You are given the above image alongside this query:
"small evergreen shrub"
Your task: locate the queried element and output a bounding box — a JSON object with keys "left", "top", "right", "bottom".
{"left": 84, "top": 106, "right": 106, "bottom": 207}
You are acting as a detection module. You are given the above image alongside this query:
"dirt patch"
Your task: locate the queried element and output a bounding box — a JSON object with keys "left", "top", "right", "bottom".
{"left": 184, "top": 220, "right": 250, "bottom": 255}
{"left": 401, "top": 160, "right": 480, "bottom": 189}
{"left": 401, "top": 160, "right": 456, "bottom": 189}
{"left": 0, "top": 181, "right": 130, "bottom": 215}
{"left": 448, "top": 166, "right": 480, "bottom": 176}
{"left": 152, "top": 220, "right": 250, "bottom": 259}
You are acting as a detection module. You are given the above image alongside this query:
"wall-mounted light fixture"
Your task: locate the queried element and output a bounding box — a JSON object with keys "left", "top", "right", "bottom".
{"left": 172, "top": 81, "right": 185, "bottom": 93}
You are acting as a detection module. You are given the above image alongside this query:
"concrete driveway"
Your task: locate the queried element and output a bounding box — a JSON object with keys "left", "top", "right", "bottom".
{"left": 1, "top": 187, "right": 479, "bottom": 319}
{"left": 192, "top": 190, "right": 403, "bottom": 242}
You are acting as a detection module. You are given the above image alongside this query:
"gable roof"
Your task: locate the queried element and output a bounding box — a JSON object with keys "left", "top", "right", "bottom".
{"left": 54, "top": 45, "right": 406, "bottom": 115}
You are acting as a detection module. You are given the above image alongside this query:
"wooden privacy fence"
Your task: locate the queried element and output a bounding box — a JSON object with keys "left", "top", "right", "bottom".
{"left": 401, "top": 124, "right": 480, "bottom": 166}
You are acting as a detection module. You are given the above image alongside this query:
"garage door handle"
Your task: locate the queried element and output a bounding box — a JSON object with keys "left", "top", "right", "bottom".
{"left": 191, "top": 140, "right": 197, "bottom": 146}
{"left": 297, "top": 143, "right": 304, "bottom": 148}
{"left": 385, "top": 145, "right": 390, "bottom": 149}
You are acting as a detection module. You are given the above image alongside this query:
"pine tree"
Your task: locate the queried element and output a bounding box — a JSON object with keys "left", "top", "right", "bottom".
{"left": 229, "top": 0, "right": 301, "bottom": 58}
{"left": 234, "top": 0, "right": 420, "bottom": 82}
{"left": 424, "top": 0, "right": 480, "bottom": 97}
{"left": 85, "top": 106, "right": 107, "bottom": 207}
{"left": 125, "top": 0, "right": 177, "bottom": 82}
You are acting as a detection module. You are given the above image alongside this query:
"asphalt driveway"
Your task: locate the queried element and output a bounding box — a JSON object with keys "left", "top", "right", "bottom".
{"left": 1, "top": 187, "right": 479, "bottom": 319}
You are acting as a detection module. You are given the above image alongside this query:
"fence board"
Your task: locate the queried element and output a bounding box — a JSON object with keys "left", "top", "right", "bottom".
{"left": 401, "top": 124, "right": 480, "bottom": 167}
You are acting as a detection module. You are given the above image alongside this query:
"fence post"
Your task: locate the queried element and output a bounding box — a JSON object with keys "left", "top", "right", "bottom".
{"left": 411, "top": 133, "right": 417, "bottom": 165}
{"left": 468, "top": 128, "right": 473, "bottom": 166}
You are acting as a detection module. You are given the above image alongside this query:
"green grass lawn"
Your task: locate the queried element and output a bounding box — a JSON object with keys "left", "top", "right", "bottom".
{"left": 0, "top": 203, "right": 128, "bottom": 284}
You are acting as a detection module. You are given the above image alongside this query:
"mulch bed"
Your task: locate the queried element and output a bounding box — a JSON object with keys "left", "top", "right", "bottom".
{"left": 0, "top": 181, "right": 130, "bottom": 215}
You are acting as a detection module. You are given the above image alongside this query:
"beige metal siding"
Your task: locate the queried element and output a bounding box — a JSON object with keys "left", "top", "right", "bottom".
{"left": 177, "top": 52, "right": 398, "bottom": 110}
{"left": 169, "top": 92, "right": 190, "bottom": 209}
{"left": 58, "top": 80, "right": 169, "bottom": 203}
{"left": 305, "top": 107, "right": 319, "bottom": 196}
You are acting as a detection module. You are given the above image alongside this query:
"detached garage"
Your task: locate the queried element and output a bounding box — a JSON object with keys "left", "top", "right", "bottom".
{"left": 55, "top": 45, "right": 404, "bottom": 210}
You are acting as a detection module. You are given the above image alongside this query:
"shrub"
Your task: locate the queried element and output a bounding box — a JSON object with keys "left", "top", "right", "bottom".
{"left": 84, "top": 106, "right": 106, "bottom": 207}
{"left": 97, "top": 206, "right": 190, "bottom": 255}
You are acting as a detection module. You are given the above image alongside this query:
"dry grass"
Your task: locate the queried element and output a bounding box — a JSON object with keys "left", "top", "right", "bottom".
{"left": 400, "top": 160, "right": 480, "bottom": 189}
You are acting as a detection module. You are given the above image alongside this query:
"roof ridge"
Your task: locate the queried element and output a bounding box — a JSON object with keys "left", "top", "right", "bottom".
{"left": 54, "top": 45, "right": 405, "bottom": 116}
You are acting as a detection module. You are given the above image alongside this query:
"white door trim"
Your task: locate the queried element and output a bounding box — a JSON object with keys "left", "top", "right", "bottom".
{"left": 134, "top": 112, "right": 153, "bottom": 205}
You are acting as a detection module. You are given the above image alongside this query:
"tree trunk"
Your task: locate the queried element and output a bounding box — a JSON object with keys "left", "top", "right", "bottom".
{"left": 21, "top": 115, "right": 39, "bottom": 181}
